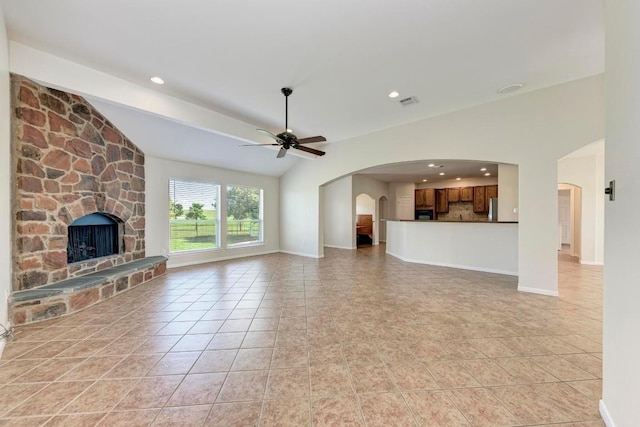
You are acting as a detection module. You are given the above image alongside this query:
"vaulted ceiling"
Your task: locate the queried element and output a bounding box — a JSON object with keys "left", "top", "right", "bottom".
{"left": 1, "top": 0, "right": 604, "bottom": 176}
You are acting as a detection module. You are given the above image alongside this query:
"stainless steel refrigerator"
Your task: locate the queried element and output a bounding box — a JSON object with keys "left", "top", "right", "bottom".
{"left": 488, "top": 198, "right": 499, "bottom": 222}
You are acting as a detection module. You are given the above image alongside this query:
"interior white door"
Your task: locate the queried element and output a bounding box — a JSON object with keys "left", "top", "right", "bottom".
{"left": 558, "top": 193, "right": 571, "bottom": 245}
{"left": 397, "top": 196, "right": 413, "bottom": 220}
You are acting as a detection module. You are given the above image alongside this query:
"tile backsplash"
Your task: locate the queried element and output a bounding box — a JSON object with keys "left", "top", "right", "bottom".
{"left": 436, "top": 201, "right": 488, "bottom": 221}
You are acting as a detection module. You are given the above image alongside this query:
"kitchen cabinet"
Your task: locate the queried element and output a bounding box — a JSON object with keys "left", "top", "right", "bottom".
{"left": 448, "top": 188, "right": 460, "bottom": 203}
{"left": 436, "top": 189, "right": 449, "bottom": 213}
{"left": 473, "top": 186, "right": 486, "bottom": 213}
{"left": 415, "top": 190, "right": 425, "bottom": 209}
{"left": 415, "top": 188, "right": 435, "bottom": 209}
{"left": 485, "top": 185, "right": 498, "bottom": 211}
{"left": 460, "top": 187, "right": 473, "bottom": 202}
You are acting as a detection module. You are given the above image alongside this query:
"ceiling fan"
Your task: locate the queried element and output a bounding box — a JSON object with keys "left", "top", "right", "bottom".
{"left": 243, "top": 87, "right": 326, "bottom": 158}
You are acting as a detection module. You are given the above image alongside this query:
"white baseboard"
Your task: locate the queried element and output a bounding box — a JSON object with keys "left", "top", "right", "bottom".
{"left": 386, "top": 251, "right": 518, "bottom": 276}
{"left": 581, "top": 260, "right": 604, "bottom": 266}
{"left": 599, "top": 400, "right": 615, "bottom": 427}
{"left": 323, "top": 245, "right": 356, "bottom": 250}
{"left": 518, "top": 286, "right": 559, "bottom": 297}
{"left": 279, "top": 250, "right": 324, "bottom": 259}
{"left": 168, "top": 249, "right": 280, "bottom": 269}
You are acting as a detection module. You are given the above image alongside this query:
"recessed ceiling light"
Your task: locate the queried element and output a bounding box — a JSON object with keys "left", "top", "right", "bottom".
{"left": 480, "top": 168, "right": 487, "bottom": 171}
{"left": 428, "top": 164, "right": 435, "bottom": 168}
{"left": 497, "top": 83, "right": 524, "bottom": 94}
{"left": 439, "top": 172, "right": 445, "bottom": 176}
{"left": 150, "top": 76, "right": 165, "bottom": 85}
{"left": 388, "top": 91, "right": 400, "bottom": 98}
{"left": 422, "top": 179, "right": 427, "bottom": 182}
{"left": 456, "top": 177, "right": 462, "bottom": 181}
{"left": 484, "top": 172, "right": 491, "bottom": 176}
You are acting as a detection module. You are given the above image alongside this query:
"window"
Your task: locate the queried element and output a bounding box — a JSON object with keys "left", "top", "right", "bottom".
{"left": 169, "top": 179, "right": 219, "bottom": 252}
{"left": 226, "top": 185, "right": 263, "bottom": 246}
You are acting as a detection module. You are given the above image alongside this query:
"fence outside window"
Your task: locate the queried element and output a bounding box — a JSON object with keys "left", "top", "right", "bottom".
{"left": 227, "top": 219, "right": 262, "bottom": 246}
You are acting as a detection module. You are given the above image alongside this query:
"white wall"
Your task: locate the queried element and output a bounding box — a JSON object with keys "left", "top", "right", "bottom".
{"left": 0, "top": 4, "right": 11, "bottom": 350}
{"left": 574, "top": 186, "right": 582, "bottom": 260}
{"left": 498, "top": 164, "right": 519, "bottom": 222}
{"left": 379, "top": 196, "right": 389, "bottom": 242}
{"left": 388, "top": 182, "right": 416, "bottom": 219}
{"left": 594, "top": 151, "right": 604, "bottom": 264}
{"left": 353, "top": 175, "right": 388, "bottom": 211}
{"left": 602, "top": 1, "right": 640, "bottom": 425}
{"left": 355, "top": 194, "right": 375, "bottom": 216}
{"left": 146, "top": 157, "right": 280, "bottom": 268}
{"left": 9, "top": 43, "right": 264, "bottom": 148}
{"left": 557, "top": 189, "right": 573, "bottom": 246}
{"left": 386, "top": 221, "right": 518, "bottom": 275}
{"left": 280, "top": 75, "right": 604, "bottom": 296}
{"left": 321, "top": 175, "right": 354, "bottom": 250}
{"left": 558, "top": 151, "right": 605, "bottom": 265}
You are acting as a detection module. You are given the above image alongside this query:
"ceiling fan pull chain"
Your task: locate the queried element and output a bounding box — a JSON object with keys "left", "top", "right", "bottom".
{"left": 285, "top": 91, "right": 288, "bottom": 131}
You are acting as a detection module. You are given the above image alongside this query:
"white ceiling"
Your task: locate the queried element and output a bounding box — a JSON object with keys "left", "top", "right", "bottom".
{"left": 561, "top": 139, "right": 604, "bottom": 159}
{"left": 0, "top": 0, "right": 604, "bottom": 177}
{"left": 87, "top": 98, "right": 300, "bottom": 176}
{"left": 357, "top": 160, "right": 500, "bottom": 184}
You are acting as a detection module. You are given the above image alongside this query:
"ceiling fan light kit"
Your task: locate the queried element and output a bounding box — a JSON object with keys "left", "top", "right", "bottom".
{"left": 244, "top": 87, "right": 327, "bottom": 158}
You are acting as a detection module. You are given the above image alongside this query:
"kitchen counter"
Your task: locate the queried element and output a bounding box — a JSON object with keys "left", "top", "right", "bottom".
{"left": 385, "top": 220, "right": 518, "bottom": 275}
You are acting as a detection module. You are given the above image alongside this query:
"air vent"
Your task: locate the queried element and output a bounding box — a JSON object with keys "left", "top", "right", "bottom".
{"left": 399, "top": 96, "right": 419, "bottom": 106}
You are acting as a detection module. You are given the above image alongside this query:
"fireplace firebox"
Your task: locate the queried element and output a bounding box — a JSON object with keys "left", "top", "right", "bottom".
{"left": 67, "top": 213, "right": 121, "bottom": 264}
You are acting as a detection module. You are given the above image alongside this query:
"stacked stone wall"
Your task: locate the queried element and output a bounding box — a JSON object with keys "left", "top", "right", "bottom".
{"left": 11, "top": 74, "right": 146, "bottom": 291}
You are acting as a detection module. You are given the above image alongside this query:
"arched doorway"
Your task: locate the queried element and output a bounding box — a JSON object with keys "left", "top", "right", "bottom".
{"left": 356, "top": 193, "right": 375, "bottom": 247}
{"left": 557, "top": 139, "right": 605, "bottom": 265}
{"left": 558, "top": 183, "right": 582, "bottom": 260}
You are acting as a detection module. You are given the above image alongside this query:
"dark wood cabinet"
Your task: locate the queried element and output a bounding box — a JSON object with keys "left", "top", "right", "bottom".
{"left": 448, "top": 187, "right": 460, "bottom": 203}
{"left": 415, "top": 189, "right": 425, "bottom": 209}
{"left": 460, "top": 187, "right": 473, "bottom": 202}
{"left": 473, "top": 186, "right": 486, "bottom": 213}
{"left": 415, "top": 188, "right": 435, "bottom": 209}
{"left": 425, "top": 188, "right": 435, "bottom": 206}
{"left": 485, "top": 185, "right": 498, "bottom": 211}
{"left": 436, "top": 189, "right": 449, "bottom": 213}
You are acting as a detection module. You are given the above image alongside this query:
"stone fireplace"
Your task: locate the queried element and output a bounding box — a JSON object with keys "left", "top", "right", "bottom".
{"left": 11, "top": 74, "right": 146, "bottom": 292}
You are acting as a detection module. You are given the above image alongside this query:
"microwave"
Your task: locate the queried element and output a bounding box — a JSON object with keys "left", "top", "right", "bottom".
{"left": 415, "top": 209, "right": 434, "bottom": 220}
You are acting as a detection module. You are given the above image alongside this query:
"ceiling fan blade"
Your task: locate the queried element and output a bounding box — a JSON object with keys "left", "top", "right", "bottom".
{"left": 297, "top": 135, "right": 326, "bottom": 144}
{"left": 295, "top": 145, "right": 326, "bottom": 156}
{"left": 257, "top": 128, "right": 283, "bottom": 142}
{"left": 239, "top": 143, "right": 280, "bottom": 147}
{"left": 276, "top": 147, "right": 287, "bottom": 158}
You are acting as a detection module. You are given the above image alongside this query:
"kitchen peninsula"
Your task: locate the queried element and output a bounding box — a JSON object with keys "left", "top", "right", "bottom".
{"left": 385, "top": 220, "right": 518, "bottom": 275}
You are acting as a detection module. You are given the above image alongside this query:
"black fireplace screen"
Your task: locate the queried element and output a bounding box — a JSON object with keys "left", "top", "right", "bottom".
{"left": 67, "top": 213, "right": 120, "bottom": 263}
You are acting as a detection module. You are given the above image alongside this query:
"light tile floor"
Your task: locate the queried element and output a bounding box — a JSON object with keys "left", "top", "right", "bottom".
{"left": 0, "top": 246, "right": 604, "bottom": 426}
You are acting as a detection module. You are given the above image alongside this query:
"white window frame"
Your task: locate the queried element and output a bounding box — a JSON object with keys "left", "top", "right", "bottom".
{"left": 226, "top": 185, "right": 264, "bottom": 248}
{"left": 169, "top": 178, "right": 220, "bottom": 253}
